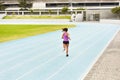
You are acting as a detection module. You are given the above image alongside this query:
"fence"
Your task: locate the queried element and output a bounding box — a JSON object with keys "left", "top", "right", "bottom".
{"left": 0, "top": 10, "right": 119, "bottom": 21}
{"left": 0, "top": 9, "right": 85, "bottom": 15}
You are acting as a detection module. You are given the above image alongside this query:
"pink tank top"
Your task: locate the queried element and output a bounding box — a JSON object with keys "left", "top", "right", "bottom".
{"left": 63, "top": 32, "right": 69, "bottom": 41}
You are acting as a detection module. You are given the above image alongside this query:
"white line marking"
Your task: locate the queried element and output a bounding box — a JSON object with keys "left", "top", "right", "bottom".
{"left": 0, "top": 45, "right": 59, "bottom": 74}
{"left": 15, "top": 54, "right": 62, "bottom": 80}
{"left": 15, "top": 27, "right": 106, "bottom": 80}
{"left": 79, "top": 29, "right": 119, "bottom": 80}
{"left": 45, "top": 28, "right": 112, "bottom": 80}
{"left": 13, "top": 26, "right": 106, "bottom": 80}
{"left": 0, "top": 26, "right": 102, "bottom": 74}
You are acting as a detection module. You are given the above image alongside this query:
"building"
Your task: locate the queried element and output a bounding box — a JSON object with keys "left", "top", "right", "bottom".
{"left": 0, "top": 0, "right": 120, "bottom": 10}
{"left": 0, "top": 0, "right": 120, "bottom": 20}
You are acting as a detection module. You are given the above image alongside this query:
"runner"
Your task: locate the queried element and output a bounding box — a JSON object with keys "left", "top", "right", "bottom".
{"left": 62, "top": 28, "right": 71, "bottom": 57}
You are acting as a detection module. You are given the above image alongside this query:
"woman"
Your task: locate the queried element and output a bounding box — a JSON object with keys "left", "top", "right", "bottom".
{"left": 62, "top": 28, "right": 71, "bottom": 57}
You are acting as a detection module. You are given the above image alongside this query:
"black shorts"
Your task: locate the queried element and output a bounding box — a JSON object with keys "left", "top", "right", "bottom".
{"left": 63, "top": 41, "right": 69, "bottom": 44}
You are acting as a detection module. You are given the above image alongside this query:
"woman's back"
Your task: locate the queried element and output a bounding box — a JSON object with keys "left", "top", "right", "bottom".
{"left": 63, "top": 32, "right": 69, "bottom": 41}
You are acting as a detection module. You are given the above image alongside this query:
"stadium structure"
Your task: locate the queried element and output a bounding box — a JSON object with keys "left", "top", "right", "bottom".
{"left": 0, "top": 0, "right": 120, "bottom": 10}
{"left": 0, "top": 0, "right": 120, "bottom": 21}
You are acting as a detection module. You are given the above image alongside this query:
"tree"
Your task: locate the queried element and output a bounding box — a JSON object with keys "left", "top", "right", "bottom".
{"left": 61, "top": 7, "right": 69, "bottom": 15}
{"left": 111, "top": 6, "right": 120, "bottom": 19}
{"left": 0, "top": 2, "right": 5, "bottom": 11}
{"left": 18, "top": 0, "right": 28, "bottom": 10}
{"left": 30, "top": 9, "right": 34, "bottom": 15}
{"left": 48, "top": 9, "right": 52, "bottom": 15}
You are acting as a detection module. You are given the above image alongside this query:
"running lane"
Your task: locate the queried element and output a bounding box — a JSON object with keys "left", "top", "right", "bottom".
{"left": 0, "top": 23, "right": 119, "bottom": 80}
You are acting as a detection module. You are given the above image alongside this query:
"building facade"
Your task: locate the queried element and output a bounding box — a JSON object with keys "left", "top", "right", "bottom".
{"left": 0, "top": 0, "right": 120, "bottom": 10}
{"left": 0, "top": 0, "right": 120, "bottom": 20}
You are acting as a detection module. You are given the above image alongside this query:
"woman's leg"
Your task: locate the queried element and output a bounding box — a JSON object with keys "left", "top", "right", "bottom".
{"left": 63, "top": 43, "right": 66, "bottom": 51}
{"left": 63, "top": 43, "right": 69, "bottom": 57}
{"left": 66, "top": 44, "right": 69, "bottom": 55}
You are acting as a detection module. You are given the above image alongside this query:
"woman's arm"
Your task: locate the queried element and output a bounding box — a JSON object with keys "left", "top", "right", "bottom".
{"left": 67, "top": 33, "right": 71, "bottom": 40}
{"left": 62, "top": 33, "right": 64, "bottom": 39}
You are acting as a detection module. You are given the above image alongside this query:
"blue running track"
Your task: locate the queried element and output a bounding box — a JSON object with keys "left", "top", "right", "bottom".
{"left": 0, "top": 23, "right": 119, "bottom": 80}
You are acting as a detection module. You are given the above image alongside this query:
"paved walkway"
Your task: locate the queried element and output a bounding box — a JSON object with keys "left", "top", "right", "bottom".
{"left": 84, "top": 31, "right": 120, "bottom": 80}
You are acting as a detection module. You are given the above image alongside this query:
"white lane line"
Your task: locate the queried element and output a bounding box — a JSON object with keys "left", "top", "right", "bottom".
{"left": 15, "top": 54, "right": 62, "bottom": 80}
{"left": 0, "top": 30, "right": 56, "bottom": 50}
{"left": 78, "top": 29, "right": 119, "bottom": 80}
{"left": 0, "top": 27, "right": 91, "bottom": 65}
{"left": 0, "top": 30, "right": 81, "bottom": 60}
{"left": 0, "top": 31, "right": 58, "bottom": 55}
{"left": 15, "top": 27, "right": 106, "bottom": 80}
{"left": 15, "top": 37, "right": 83, "bottom": 80}
{"left": 0, "top": 44, "right": 59, "bottom": 74}
{"left": 0, "top": 30, "right": 82, "bottom": 65}
{"left": 0, "top": 30, "right": 83, "bottom": 74}
{"left": 45, "top": 29, "right": 112, "bottom": 80}
{"left": 0, "top": 40, "right": 57, "bottom": 65}
{"left": 0, "top": 24, "right": 103, "bottom": 54}
{"left": 0, "top": 25, "right": 102, "bottom": 58}
{"left": 0, "top": 39, "right": 53, "bottom": 57}
{"left": 0, "top": 30, "right": 82, "bottom": 74}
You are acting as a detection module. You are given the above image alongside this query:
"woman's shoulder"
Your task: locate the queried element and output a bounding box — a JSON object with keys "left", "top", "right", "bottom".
{"left": 63, "top": 32, "right": 69, "bottom": 35}
{"left": 67, "top": 32, "right": 69, "bottom": 35}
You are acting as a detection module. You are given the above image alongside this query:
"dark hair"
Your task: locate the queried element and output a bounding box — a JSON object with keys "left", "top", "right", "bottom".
{"left": 62, "top": 28, "right": 68, "bottom": 32}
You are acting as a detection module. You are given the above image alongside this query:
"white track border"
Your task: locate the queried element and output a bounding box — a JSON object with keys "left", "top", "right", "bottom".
{"left": 80, "top": 29, "right": 120, "bottom": 80}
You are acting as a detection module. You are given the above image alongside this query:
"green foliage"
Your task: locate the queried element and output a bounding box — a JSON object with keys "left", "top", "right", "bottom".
{"left": 18, "top": 0, "right": 28, "bottom": 10}
{"left": 12, "top": 12, "right": 16, "bottom": 15}
{"left": 0, "top": 2, "right": 5, "bottom": 10}
{"left": 30, "top": 9, "right": 34, "bottom": 14}
{"left": 111, "top": 6, "right": 120, "bottom": 18}
{"left": 48, "top": 9, "right": 52, "bottom": 15}
{"left": 61, "top": 7, "right": 69, "bottom": 14}
{"left": 111, "top": 6, "right": 120, "bottom": 14}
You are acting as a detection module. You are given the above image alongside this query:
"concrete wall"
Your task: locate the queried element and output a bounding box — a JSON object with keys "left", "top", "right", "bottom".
{"left": 0, "top": 14, "right": 6, "bottom": 19}
{"left": 100, "top": 19, "right": 120, "bottom": 25}
{"left": 85, "top": 10, "right": 118, "bottom": 21}
{"left": 33, "top": 2, "right": 46, "bottom": 9}
{"left": 100, "top": 10, "right": 117, "bottom": 19}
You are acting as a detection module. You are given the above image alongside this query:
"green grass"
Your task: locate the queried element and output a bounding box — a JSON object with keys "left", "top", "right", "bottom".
{"left": 3, "top": 15, "right": 71, "bottom": 19}
{"left": 0, "top": 24, "right": 75, "bottom": 42}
